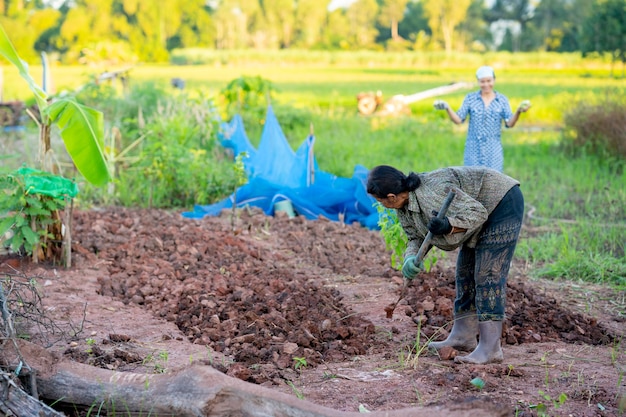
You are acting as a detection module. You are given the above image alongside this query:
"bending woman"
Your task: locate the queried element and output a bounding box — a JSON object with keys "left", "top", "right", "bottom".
{"left": 367, "top": 165, "right": 524, "bottom": 364}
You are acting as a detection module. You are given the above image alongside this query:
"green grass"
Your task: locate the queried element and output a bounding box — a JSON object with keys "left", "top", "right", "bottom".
{"left": 1, "top": 51, "right": 624, "bottom": 287}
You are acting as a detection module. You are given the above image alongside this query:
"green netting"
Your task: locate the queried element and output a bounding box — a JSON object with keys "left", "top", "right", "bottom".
{"left": 15, "top": 166, "right": 79, "bottom": 198}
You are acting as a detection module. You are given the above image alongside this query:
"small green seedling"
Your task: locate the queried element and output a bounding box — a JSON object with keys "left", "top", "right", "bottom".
{"left": 293, "top": 356, "right": 307, "bottom": 371}
{"left": 85, "top": 338, "right": 96, "bottom": 354}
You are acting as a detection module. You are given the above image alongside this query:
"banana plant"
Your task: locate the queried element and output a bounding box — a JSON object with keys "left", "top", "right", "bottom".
{"left": 0, "top": 23, "right": 109, "bottom": 186}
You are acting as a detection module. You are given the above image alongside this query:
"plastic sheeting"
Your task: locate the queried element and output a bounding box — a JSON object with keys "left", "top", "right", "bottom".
{"left": 182, "top": 106, "right": 380, "bottom": 229}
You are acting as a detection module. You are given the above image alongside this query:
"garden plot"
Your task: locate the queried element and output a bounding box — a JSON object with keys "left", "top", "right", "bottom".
{"left": 1, "top": 207, "right": 624, "bottom": 416}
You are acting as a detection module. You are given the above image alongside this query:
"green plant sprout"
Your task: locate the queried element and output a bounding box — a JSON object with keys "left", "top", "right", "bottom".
{"left": 538, "top": 390, "right": 568, "bottom": 412}
{"left": 375, "top": 203, "right": 406, "bottom": 269}
{"left": 85, "top": 337, "right": 95, "bottom": 354}
{"left": 231, "top": 151, "right": 249, "bottom": 230}
{"left": 405, "top": 319, "right": 442, "bottom": 369}
{"left": 293, "top": 356, "right": 307, "bottom": 371}
{"left": 285, "top": 380, "right": 304, "bottom": 399}
{"left": 375, "top": 202, "right": 442, "bottom": 272}
{"left": 142, "top": 350, "right": 169, "bottom": 374}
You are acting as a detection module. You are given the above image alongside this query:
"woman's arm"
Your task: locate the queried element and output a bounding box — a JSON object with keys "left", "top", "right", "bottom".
{"left": 445, "top": 106, "right": 463, "bottom": 124}
{"left": 506, "top": 100, "right": 531, "bottom": 128}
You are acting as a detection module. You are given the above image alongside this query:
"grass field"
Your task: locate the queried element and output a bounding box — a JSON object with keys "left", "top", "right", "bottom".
{"left": 1, "top": 51, "right": 624, "bottom": 286}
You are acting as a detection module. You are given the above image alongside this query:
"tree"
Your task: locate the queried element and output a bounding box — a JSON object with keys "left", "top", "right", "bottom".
{"left": 168, "top": 0, "right": 215, "bottom": 49}
{"left": 213, "top": 0, "right": 264, "bottom": 49}
{"left": 397, "top": 1, "right": 429, "bottom": 42}
{"left": 484, "top": 0, "right": 534, "bottom": 51}
{"left": 581, "top": 0, "right": 626, "bottom": 77}
{"left": 378, "top": 0, "right": 410, "bottom": 41}
{"left": 261, "top": 0, "right": 295, "bottom": 48}
{"left": 530, "top": 0, "right": 591, "bottom": 52}
{"left": 346, "top": 0, "right": 379, "bottom": 48}
{"left": 456, "top": 0, "right": 491, "bottom": 52}
{"left": 0, "top": 0, "right": 46, "bottom": 62}
{"left": 320, "top": 8, "right": 351, "bottom": 49}
{"left": 293, "top": 0, "right": 327, "bottom": 48}
{"left": 422, "top": 0, "right": 472, "bottom": 53}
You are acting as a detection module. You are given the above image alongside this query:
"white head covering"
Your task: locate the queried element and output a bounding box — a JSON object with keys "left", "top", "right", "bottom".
{"left": 476, "top": 66, "right": 495, "bottom": 80}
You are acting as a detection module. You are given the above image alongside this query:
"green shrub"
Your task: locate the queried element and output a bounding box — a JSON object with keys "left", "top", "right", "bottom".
{"left": 562, "top": 95, "right": 626, "bottom": 159}
{"left": 0, "top": 169, "right": 75, "bottom": 263}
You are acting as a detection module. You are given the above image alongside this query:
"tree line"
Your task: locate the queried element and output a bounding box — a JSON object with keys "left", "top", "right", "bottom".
{"left": 0, "top": 0, "right": 624, "bottom": 65}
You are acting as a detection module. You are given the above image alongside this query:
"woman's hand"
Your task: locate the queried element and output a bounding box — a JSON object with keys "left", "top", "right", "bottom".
{"left": 427, "top": 216, "right": 452, "bottom": 235}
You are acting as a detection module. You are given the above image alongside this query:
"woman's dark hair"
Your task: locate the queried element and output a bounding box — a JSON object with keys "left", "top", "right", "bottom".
{"left": 366, "top": 165, "right": 420, "bottom": 198}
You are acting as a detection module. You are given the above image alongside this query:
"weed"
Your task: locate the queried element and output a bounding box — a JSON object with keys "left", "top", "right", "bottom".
{"left": 540, "top": 352, "right": 551, "bottom": 389}
{"left": 286, "top": 380, "right": 304, "bottom": 399}
{"left": 85, "top": 337, "right": 95, "bottom": 354}
{"left": 610, "top": 337, "right": 622, "bottom": 365}
{"left": 532, "top": 390, "right": 568, "bottom": 416}
{"left": 404, "top": 320, "right": 440, "bottom": 369}
{"left": 322, "top": 371, "right": 338, "bottom": 380}
{"left": 231, "top": 151, "right": 249, "bottom": 230}
{"left": 293, "top": 356, "right": 307, "bottom": 371}
{"left": 507, "top": 364, "right": 515, "bottom": 378}
{"left": 142, "top": 350, "right": 169, "bottom": 374}
{"left": 375, "top": 326, "right": 394, "bottom": 341}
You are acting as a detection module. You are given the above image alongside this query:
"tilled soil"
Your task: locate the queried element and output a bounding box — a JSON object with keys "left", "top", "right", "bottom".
{"left": 2, "top": 207, "right": 625, "bottom": 416}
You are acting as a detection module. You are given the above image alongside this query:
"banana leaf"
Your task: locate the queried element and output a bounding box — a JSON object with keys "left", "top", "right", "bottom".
{"left": 0, "top": 24, "right": 47, "bottom": 111}
{"left": 45, "top": 99, "right": 110, "bottom": 187}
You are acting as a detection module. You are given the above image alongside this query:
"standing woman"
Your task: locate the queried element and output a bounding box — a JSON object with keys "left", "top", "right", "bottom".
{"left": 367, "top": 165, "right": 524, "bottom": 364}
{"left": 434, "top": 66, "right": 531, "bottom": 172}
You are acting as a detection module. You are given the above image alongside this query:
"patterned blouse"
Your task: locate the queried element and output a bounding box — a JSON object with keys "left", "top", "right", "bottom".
{"left": 396, "top": 166, "right": 520, "bottom": 255}
{"left": 456, "top": 91, "right": 514, "bottom": 172}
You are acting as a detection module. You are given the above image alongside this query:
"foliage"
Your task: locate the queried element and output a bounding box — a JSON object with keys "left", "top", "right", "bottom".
{"left": 104, "top": 95, "right": 230, "bottom": 208}
{"left": 0, "top": 172, "right": 71, "bottom": 259}
{"left": 2, "top": 61, "right": 624, "bottom": 286}
{"left": 422, "top": 0, "right": 473, "bottom": 53}
{"left": 1, "top": 0, "right": 625, "bottom": 65}
{"left": 0, "top": 22, "right": 109, "bottom": 187}
{"left": 292, "top": 356, "right": 307, "bottom": 370}
{"left": 219, "top": 75, "right": 277, "bottom": 121}
{"left": 581, "top": 0, "right": 626, "bottom": 76}
{"left": 375, "top": 203, "right": 407, "bottom": 270}
{"left": 562, "top": 96, "right": 626, "bottom": 158}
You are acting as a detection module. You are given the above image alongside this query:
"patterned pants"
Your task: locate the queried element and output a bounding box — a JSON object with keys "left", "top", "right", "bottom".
{"left": 454, "top": 185, "right": 524, "bottom": 322}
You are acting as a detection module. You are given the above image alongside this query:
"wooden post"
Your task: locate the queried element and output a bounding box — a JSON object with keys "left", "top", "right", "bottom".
{"left": 64, "top": 198, "right": 73, "bottom": 268}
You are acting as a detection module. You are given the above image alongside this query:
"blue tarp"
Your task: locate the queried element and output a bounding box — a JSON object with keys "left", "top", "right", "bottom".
{"left": 182, "top": 106, "right": 380, "bottom": 229}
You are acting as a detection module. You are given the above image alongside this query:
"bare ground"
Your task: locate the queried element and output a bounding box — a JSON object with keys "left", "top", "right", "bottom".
{"left": 1, "top": 207, "right": 625, "bottom": 416}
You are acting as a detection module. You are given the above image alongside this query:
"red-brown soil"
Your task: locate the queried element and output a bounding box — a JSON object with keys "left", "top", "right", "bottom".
{"left": 1, "top": 207, "right": 625, "bottom": 416}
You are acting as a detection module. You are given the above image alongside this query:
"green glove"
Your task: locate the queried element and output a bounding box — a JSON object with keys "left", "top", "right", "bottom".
{"left": 401, "top": 256, "right": 424, "bottom": 280}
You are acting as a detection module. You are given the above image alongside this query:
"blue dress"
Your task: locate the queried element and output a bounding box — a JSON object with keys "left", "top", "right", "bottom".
{"left": 456, "top": 91, "right": 513, "bottom": 172}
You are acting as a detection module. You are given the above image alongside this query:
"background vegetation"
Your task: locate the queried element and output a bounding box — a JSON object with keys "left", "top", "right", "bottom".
{"left": 0, "top": 0, "right": 624, "bottom": 72}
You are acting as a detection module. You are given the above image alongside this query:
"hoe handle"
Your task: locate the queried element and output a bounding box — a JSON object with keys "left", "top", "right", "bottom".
{"left": 414, "top": 190, "right": 456, "bottom": 265}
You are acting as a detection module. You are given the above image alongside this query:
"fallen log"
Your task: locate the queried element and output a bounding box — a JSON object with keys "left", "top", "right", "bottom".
{"left": 3, "top": 340, "right": 509, "bottom": 417}
{"left": 0, "top": 371, "right": 65, "bottom": 417}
